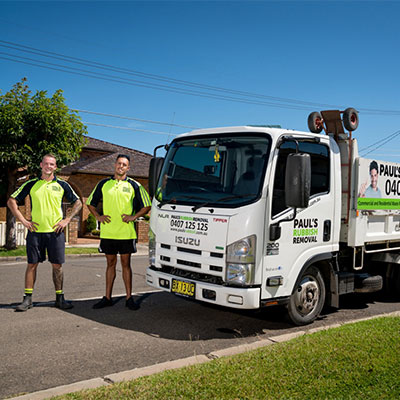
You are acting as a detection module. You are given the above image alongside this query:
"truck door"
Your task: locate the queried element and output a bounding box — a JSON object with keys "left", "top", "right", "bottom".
{"left": 263, "top": 138, "right": 335, "bottom": 301}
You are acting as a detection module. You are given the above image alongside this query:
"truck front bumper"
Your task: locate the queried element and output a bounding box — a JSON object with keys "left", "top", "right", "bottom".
{"left": 146, "top": 266, "right": 261, "bottom": 309}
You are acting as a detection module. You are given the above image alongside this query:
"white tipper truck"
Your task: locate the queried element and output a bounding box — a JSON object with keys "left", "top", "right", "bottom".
{"left": 146, "top": 108, "right": 400, "bottom": 325}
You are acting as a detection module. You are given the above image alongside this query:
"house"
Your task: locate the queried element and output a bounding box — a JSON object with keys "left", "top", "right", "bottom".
{"left": 0, "top": 137, "right": 152, "bottom": 244}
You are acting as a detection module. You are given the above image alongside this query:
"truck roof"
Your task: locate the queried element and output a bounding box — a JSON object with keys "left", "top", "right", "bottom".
{"left": 176, "top": 125, "right": 323, "bottom": 140}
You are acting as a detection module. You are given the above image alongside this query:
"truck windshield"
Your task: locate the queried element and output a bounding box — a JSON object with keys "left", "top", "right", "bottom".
{"left": 155, "top": 133, "right": 271, "bottom": 208}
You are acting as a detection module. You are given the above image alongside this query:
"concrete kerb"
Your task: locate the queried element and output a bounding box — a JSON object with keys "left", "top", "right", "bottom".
{"left": 8, "top": 311, "right": 400, "bottom": 400}
{"left": 8, "top": 378, "right": 109, "bottom": 400}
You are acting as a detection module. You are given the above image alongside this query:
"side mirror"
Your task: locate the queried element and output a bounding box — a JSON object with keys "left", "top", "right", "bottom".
{"left": 149, "top": 157, "right": 164, "bottom": 198}
{"left": 285, "top": 153, "right": 311, "bottom": 209}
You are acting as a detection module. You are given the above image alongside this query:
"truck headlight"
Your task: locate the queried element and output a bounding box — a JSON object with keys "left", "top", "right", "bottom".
{"left": 226, "top": 263, "right": 253, "bottom": 285}
{"left": 149, "top": 228, "right": 156, "bottom": 266}
{"left": 226, "top": 235, "right": 256, "bottom": 286}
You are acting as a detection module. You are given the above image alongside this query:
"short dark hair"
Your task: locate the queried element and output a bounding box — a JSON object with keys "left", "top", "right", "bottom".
{"left": 369, "top": 160, "right": 379, "bottom": 174}
{"left": 116, "top": 154, "right": 130, "bottom": 162}
{"left": 42, "top": 154, "right": 57, "bottom": 162}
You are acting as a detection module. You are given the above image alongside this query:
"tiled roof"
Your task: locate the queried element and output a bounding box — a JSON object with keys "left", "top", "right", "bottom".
{"left": 60, "top": 137, "right": 152, "bottom": 178}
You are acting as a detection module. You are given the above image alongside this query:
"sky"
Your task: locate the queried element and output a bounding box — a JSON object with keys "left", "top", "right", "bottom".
{"left": 1, "top": 0, "right": 399, "bottom": 162}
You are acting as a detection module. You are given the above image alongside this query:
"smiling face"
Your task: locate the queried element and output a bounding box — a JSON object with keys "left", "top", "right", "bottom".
{"left": 114, "top": 156, "right": 130, "bottom": 179}
{"left": 40, "top": 155, "right": 57, "bottom": 179}
{"left": 370, "top": 168, "right": 378, "bottom": 190}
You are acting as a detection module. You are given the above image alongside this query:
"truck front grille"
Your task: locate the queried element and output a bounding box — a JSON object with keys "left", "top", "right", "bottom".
{"left": 151, "top": 265, "right": 224, "bottom": 285}
{"left": 177, "top": 259, "right": 201, "bottom": 268}
{"left": 156, "top": 242, "right": 225, "bottom": 284}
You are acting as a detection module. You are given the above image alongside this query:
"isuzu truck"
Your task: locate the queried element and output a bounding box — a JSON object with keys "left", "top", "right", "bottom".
{"left": 146, "top": 108, "right": 400, "bottom": 325}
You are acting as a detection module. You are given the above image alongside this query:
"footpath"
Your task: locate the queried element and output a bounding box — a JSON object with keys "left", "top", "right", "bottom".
{"left": 0, "top": 238, "right": 149, "bottom": 262}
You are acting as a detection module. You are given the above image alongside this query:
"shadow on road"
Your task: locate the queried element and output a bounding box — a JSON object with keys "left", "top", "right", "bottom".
{"left": 1, "top": 291, "right": 392, "bottom": 342}
{"left": 41, "top": 291, "right": 303, "bottom": 341}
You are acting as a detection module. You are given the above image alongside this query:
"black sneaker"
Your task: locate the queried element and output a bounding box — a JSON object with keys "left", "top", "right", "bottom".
{"left": 93, "top": 296, "right": 113, "bottom": 309}
{"left": 55, "top": 294, "right": 73, "bottom": 310}
{"left": 126, "top": 296, "right": 139, "bottom": 310}
{"left": 15, "top": 295, "right": 33, "bottom": 312}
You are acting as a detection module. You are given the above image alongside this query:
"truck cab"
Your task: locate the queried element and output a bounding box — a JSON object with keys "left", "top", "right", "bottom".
{"left": 146, "top": 110, "right": 400, "bottom": 325}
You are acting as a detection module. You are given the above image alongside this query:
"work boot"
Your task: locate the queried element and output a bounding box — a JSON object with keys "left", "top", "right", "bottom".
{"left": 55, "top": 293, "right": 73, "bottom": 310}
{"left": 126, "top": 296, "right": 139, "bottom": 311}
{"left": 93, "top": 296, "right": 113, "bottom": 309}
{"left": 15, "top": 295, "right": 33, "bottom": 312}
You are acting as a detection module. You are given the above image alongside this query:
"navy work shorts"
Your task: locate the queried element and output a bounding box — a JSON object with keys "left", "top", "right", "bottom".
{"left": 99, "top": 239, "right": 137, "bottom": 255}
{"left": 26, "top": 231, "right": 66, "bottom": 264}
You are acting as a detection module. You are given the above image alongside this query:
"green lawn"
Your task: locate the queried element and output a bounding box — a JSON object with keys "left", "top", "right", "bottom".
{"left": 0, "top": 246, "right": 99, "bottom": 257}
{"left": 54, "top": 316, "right": 400, "bottom": 400}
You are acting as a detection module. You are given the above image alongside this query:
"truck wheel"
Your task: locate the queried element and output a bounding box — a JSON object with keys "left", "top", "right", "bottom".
{"left": 354, "top": 274, "right": 383, "bottom": 293}
{"left": 287, "top": 266, "right": 326, "bottom": 326}
{"left": 307, "top": 112, "right": 323, "bottom": 133}
{"left": 343, "top": 108, "right": 359, "bottom": 131}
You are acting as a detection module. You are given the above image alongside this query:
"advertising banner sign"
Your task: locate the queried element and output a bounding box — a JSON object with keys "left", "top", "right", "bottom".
{"left": 357, "top": 158, "right": 400, "bottom": 211}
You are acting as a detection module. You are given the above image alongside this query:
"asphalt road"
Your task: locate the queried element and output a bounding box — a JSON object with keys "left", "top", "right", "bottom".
{"left": 1, "top": 255, "right": 400, "bottom": 399}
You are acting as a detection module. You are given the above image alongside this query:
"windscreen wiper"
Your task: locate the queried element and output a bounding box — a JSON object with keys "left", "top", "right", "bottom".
{"left": 191, "top": 193, "right": 256, "bottom": 212}
{"left": 158, "top": 194, "right": 204, "bottom": 209}
{"left": 158, "top": 199, "right": 176, "bottom": 209}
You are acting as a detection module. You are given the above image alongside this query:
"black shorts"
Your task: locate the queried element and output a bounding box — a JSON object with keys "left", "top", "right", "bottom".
{"left": 26, "top": 231, "right": 65, "bottom": 264}
{"left": 99, "top": 239, "right": 137, "bottom": 255}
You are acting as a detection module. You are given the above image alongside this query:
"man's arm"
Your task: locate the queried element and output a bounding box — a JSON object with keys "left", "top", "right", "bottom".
{"left": 7, "top": 197, "right": 38, "bottom": 232}
{"left": 53, "top": 199, "right": 83, "bottom": 233}
{"left": 87, "top": 204, "right": 111, "bottom": 224}
{"left": 122, "top": 206, "right": 151, "bottom": 223}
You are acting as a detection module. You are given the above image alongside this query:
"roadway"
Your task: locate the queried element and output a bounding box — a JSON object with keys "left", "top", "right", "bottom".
{"left": 1, "top": 254, "right": 400, "bottom": 399}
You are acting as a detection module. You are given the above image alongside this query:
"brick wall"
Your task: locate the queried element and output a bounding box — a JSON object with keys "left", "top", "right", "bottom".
{"left": 136, "top": 220, "right": 149, "bottom": 243}
{"left": 67, "top": 216, "right": 79, "bottom": 244}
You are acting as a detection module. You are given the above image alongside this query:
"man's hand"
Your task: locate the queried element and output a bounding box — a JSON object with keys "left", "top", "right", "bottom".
{"left": 7, "top": 197, "right": 39, "bottom": 232}
{"left": 358, "top": 180, "right": 368, "bottom": 198}
{"left": 53, "top": 218, "right": 71, "bottom": 233}
{"left": 23, "top": 220, "right": 39, "bottom": 232}
{"left": 98, "top": 215, "right": 111, "bottom": 224}
{"left": 122, "top": 214, "right": 135, "bottom": 223}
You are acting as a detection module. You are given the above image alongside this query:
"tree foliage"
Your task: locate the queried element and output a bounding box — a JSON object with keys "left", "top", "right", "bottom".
{"left": 86, "top": 213, "right": 97, "bottom": 232}
{"left": 0, "top": 78, "right": 87, "bottom": 176}
{"left": 0, "top": 78, "right": 88, "bottom": 248}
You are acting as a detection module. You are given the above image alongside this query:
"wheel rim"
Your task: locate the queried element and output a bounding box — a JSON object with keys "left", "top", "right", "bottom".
{"left": 293, "top": 276, "right": 320, "bottom": 316}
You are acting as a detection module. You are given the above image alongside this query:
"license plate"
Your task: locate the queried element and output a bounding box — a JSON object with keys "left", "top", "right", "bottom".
{"left": 171, "top": 279, "right": 195, "bottom": 298}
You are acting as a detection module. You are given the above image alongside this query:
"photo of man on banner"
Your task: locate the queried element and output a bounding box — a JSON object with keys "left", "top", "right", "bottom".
{"left": 358, "top": 160, "right": 382, "bottom": 199}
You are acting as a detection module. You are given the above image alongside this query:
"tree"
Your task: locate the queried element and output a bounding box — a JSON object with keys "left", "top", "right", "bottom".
{"left": 0, "top": 78, "right": 87, "bottom": 249}
{"left": 86, "top": 213, "right": 97, "bottom": 232}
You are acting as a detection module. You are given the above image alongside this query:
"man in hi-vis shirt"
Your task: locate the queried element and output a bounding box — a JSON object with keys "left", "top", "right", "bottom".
{"left": 7, "top": 154, "right": 82, "bottom": 311}
{"left": 87, "top": 154, "right": 151, "bottom": 310}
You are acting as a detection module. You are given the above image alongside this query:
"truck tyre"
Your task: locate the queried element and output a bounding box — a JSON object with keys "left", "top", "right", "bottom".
{"left": 307, "top": 112, "right": 323, "bottom": 133}
{"left": 343, "top": 108, "right": 359, "bottom": 131}
{"left": 354, "top": 274, "right": 383, "bottom": 293}
{"left": 287, "top": 266, "right": 326, "bottom": 326}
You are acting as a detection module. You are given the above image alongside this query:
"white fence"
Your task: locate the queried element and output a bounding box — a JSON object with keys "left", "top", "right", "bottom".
{"left": 0, "top": 222, "right": 27, "bottom": 246}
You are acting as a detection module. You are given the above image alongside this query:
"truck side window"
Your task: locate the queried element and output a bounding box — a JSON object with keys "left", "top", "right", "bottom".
{"left": 272, "top": 141, "right": 330, "bottom": 217}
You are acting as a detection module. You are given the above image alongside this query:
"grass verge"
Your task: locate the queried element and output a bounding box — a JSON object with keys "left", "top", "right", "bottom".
{"left": 54, "top": 316, "right": 400, "bottom": 400}
{"left": 0, "top": 246, "right": 99, "bottom": 257}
